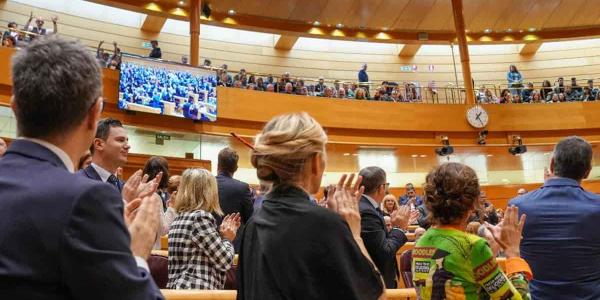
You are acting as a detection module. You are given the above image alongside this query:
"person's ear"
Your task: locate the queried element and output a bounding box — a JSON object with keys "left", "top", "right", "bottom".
{"left": 549, "top": 158, "right": 555, "bottom": 175}
{"left": 10, "top": 96, "right": 17, "bottom": 117}
{"left": 584, "top": 167, "right": 592, "bottom": 180}
{"left": 87, "top": 97, "right": 102, "bottom": 131}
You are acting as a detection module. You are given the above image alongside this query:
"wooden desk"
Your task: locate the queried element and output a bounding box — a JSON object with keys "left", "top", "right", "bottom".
{"left": 160, "top": 289, "right": 417, "bottom": 300}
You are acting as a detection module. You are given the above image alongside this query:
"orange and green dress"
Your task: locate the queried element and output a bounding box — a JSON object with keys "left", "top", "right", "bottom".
{"left": 412, "top": 227, "right": 531, "bottom": 300}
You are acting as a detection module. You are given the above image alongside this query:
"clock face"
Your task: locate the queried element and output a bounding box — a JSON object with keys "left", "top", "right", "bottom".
{"left": 466, "top": 106, "right": 489, "bottom": 128}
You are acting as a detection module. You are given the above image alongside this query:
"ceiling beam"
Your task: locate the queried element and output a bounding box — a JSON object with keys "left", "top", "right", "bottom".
{"left": 141, "top": 15, "right": 167, "bottom": 33}
{"left": 274, "top": 35, "right": 299, "bottom": 50}
{"left": 397, "top": 44, "right": 421, "bottom": 57}
{"left": 518, "top": 42, "right": 543, "bottom": 55}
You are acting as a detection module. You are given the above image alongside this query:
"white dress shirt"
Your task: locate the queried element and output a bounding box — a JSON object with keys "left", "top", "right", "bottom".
{"left": 91, "top": 163, "right": 114, "bottom": 182}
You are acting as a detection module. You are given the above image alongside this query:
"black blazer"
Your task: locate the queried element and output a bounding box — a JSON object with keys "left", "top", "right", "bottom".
{"left": 216, "top": 173, "right": 254, "bottom": 252}
{"left": 0, "top": 140, "right": 163, "bottom": 300}
{"left": 79, "top": 164, "right": 124, "bottom": 192}
{"left": 359, "top": 196, "right": 408, "bottom": 288}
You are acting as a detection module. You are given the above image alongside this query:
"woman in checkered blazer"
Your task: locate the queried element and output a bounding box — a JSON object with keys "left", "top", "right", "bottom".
{"left": 167, "top": 168, "right": 240, "bottom": 289}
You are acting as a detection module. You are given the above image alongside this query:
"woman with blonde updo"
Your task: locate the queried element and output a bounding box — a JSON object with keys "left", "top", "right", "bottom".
{"left": 237, "top": 112, "right": 384, "bottom": 300}
{"left": 412, "top": 163, "right": 532, "bottom": 299}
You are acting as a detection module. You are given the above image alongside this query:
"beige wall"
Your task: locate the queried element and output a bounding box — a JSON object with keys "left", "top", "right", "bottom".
{"left": 4, "top": 0, "right": 600, "bottom": 90}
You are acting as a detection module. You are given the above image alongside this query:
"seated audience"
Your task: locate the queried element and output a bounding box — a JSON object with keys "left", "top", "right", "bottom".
{"left": 413, "top": 162, "right": 531, "bottom": 299}
{"left": 24, "top": 11, "right": 58, "bottom": 38}
{"left": 149, "top": 40, "right": 161, "bottom": 59}
{"left": 540, "top": 80, "right": 553, "bottom": 101}
{"left": 530, "top": 91, "right": 543, "bottom": 103}
{"left": 558, "top": 92, "right": 566, "bottom": 102}
{"left": 571, "top": 77, "right": 583, "bottom": 93}
{"left": 167, "top": 168, "right": 240, "bottom": 289}
{"left": 355, "top": 87, "right": 367, "bottom": 100}
{"left": 564, "top": 85, "right": 581, "bottom": 101}
{"left": 314, "top": 76, "right": 326, "bottom": 95}
{"left": 237, "top": 113, "right": 384, "bottom": 299}
{"left": 479, "top": 89, "right": 498, "bottom": 104}
{"left": 554, "top": 77, "right": 565, "bottom": 94}
{"left": 359, "top": 166, "right": 414, "bottom": 288}
{"left": 384, "top": 216, "right": 392, "bottom": 232}
{"left": 381, "top": 194, "right": 399, "bottom": 216}
{"left": 587, "top": 79, "right": 598, "bottom": 100}
{"left": 0, "top": 137, "right": 6, "bottom": 157}
{"left": 337, "top": 87, "right": 346, "bottom": 98}
{"left": 521, "top": 82, "right": 534, "bottom": 102}
{"left": 399, "top": 183, "right": 423, "bottom": 206}
{"left": 581, "top": 87, "right": 595, "bottom": 101}
{"left": 0, "top": 35, "right": 163, "bottom": 299}
{"left": 548, "top": 93, "right": 559, "bottom": 103}
{"left": 511, "top": 136, "right": 600, "bottom": 299}
{"left": 499, "top": 89, "right": 512, "bottom": 103}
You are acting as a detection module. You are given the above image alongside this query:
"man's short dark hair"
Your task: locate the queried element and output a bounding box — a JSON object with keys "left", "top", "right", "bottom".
{"left": 11, "top": 35, "right": 102, "bottom": 138}
{"left": 218, "top": 147, "right": 239, "bottom": 175}
{"left": 553, "top": 136, "right": 593, "bottom": 181}
{"left": 90, "top": 118, "right": 123, "bottom": 154}
{"left": 359, "top": 166, "right": 386, "bottom": 195}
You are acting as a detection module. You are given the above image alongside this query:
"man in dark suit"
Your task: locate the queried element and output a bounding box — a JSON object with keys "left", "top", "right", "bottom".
{"left": 216, "top": 147, "right": 253, "bottom": 252}
{"left": 0, "top": 35, "right": 163, "bottom": 299}
{"left": 80, "top": 118, "right": 129, "bottom": 193}
{"left": 359, "top": 166, "right": 413, "bottom": 288}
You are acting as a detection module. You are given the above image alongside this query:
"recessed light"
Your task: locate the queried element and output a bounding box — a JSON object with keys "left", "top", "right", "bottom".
{"left": 343, "top": 153, "right": 350, "bottom": 156}
{"left": 519, "top": 29, "right": 524, "bottom": 33}
{"left": 420, "top": 154, "right": 427, "bottom": 158}
{"left": 528, "top": 27, "right": 536, "bottom": 32}
{"left": 352, "top": 153, "right": 358, "bottom": 156}
{"left": 382, "top": 27, "right": 389, "bottom": 31}
{"left": 411, "top": 154, "right": 418, "bottom": 158}
{"left": 484, "top": 28, "right": 492, "bottom": 33}
{"left": 313, "top": 21, "right": 321, "bottom": 26}
{"left": 465, "top": 29, "right": 470, "bottom": 33}
{"left": 486, "top": 154, "right": 493, "bottom": 157}
{"left": 228, "top": 9, "right": 236, "bottom": 15}
{"left": 507, "top": 28, "right": 513, "bottom": 32}
{"left": 336, "top": 23, "right": 344, "bottom": 28}
{"left": 178, "top": 0, "right": 185, "bottom": 5}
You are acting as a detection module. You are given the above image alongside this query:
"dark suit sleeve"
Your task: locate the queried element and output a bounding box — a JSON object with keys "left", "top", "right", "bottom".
{"left": 240, "top": 184, "right": 254, "bottom": 224}
{"left": 360, "top": 209, "right": 407, "bottom": 259}
{"left": 60, "top": 184, "right": 163, "bottom": 300}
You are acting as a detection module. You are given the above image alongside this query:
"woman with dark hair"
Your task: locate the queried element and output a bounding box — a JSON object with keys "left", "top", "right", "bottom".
{"left": 540, "top": 80, "right": 553, "bottom": 101}
{"left": 507, "top": 65, "right": 523, "bottom": 96}
{"left": 499, "top": 89, "right": 512, "bottom": 104}
{"left": 143, "top": 156, "right": 170, "bottom": 210}
{"left": 77, "top": 150, "right": 92, "bottom": 171}
{"left": 412, "top": 163, "right": 531, "bottom": 299}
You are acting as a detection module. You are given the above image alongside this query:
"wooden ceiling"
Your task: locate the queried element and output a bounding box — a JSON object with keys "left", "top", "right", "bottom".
{"left": 192, "top": 0, "right": 600, "bottom": 33}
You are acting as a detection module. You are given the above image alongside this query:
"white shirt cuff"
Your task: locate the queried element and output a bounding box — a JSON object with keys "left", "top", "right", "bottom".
{"left": 135, "top": 256, "right": 149, "bottom": 272}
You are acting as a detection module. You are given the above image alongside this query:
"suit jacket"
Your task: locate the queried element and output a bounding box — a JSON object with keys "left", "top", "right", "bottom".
{"left": 79, "top": 164, "right": 124, "bottom": 192}
{"left": 359, "top": 196, "right": 408, "bottom": 288}
{"left": 0, "top": 140, "right": 163, "bottom": 300}
{"left": 216, "top": 173, "right": 254, "bottom": 252}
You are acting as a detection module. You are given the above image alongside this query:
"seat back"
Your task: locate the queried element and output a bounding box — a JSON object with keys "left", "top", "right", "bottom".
{"left": 148, "top": 254, "right": 169, "bottom": 289}
{"left": 399, "top": 249, "right": 413, "bottom": 288}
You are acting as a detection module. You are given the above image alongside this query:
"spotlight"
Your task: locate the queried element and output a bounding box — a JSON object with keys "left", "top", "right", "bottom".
{"left": 508, "top": 135, "right": 527, "bottom": 155}
{"left": 435, "top": 136, "right": 454, "bottom": 156}
{"left": 478, "top": 130, "right": 489, "bottom": 145}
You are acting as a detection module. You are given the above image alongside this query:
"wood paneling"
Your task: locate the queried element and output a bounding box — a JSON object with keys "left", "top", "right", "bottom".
{"left": 273, "top": 35, "right": 299, "bottom": 50}
{"left": 141, "top": 15, "right": 167, "bottom": 33}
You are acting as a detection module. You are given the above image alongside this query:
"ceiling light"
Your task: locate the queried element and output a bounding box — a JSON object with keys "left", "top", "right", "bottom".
{"left": 507, "top": 28, "right": 513, "bottom": 32}
{"left": 352, "top": 153, "right": 358, "bottom": 156}
{"left": 483, "top": 28, "right": 492, "bottom": 33}
{"left": 465, "top": 29, "right": 470, "bottom": 33}
{"left": 313, "top": 21, "right": 320, "bottom": 26}
{"left": 486, "top": 154, "right": 493, "bottom": 157}
{"left": 178, "top": 0, "right": 185, "bottom": 5}
{"left": 528, "top": 27, "right": 536, "bottom": 32}
{"left": 228, "top": 9, "right": 236, "bottom": 15}
{"left": 382, "top": 27, "right": 389, "bottom": 31}
{"left": 411, "top": 154, "right": 418, "bottom": 158}
{"left": 420, "top": 154, "right": 427, "bottom": 158}
{"left": 336, "top": 23, "right": 344, "bottom": 28}
{"left": 343, "top": 153, "right": 350, "bottom": 156}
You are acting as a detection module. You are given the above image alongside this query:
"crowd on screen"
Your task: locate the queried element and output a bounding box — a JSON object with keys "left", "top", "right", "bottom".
{"left": 118, "top": 61, "right": 218, "bottom": 121}
{"left": 5, "top": 32, "right": 600, "bottom": 300}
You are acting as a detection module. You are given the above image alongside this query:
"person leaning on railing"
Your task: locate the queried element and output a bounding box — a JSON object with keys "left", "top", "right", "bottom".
{"left": 412, "top": 162, "right": 532, "bottom": 300}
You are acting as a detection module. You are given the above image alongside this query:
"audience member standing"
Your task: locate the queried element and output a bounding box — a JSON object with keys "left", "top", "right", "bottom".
{"left": 149, "top": 40, "right": 162, "bottom": 59}
{"left": 24, "top": 11, "right": 58, "bottom": 38}
{"left": 359, "top": 166, "right": 413, "bottom": 288}
{"left": 358, "top": 63, "right": 370, "bottom": 98}
{"left": 413, "top": 163, "right": 531, "bottom": 299}
{"left": 511, "top": 136, "right": 600, "bottom": 299}
{"left": 167, "top": 168, "right": 240, "bottom": 290}
{"left": 79, "top": 118, "right": 129, "bottom": 194}
{"left": 216, "top": 147, "right": 253, "bottom": 252}
{"left": 0, "top": 137, "right": 6, "bottom": 157}
{"left": 237, "top": 113, "right": 384, "bottom": 300}
{"left": 507, "top": 65, "right": 523, "bottom": 96}
{"left": 0, "top": 35, "right": 163, "bottom": 299}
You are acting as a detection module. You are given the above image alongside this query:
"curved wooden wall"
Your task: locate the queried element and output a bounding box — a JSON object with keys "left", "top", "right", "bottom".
{"left": 4, "top": 1, "right": 600, "bottom": 88}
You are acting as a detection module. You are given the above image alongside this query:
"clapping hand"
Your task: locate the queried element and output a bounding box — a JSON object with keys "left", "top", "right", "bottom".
{"left": 327, "top": 174, "right": 364, "bottom": 237}
{"left": 127, "top": 194, "right": 162, "bottom": 259}
{"left": 219, "top": 213, "right": 241, "bottom": 241}
{"left": 122, "top": 170, "right": 162, "bottom": 203}
{"left": 485, "top": 206, "right": 526, "bottom": 258}
{"left": 408, "top": 209, "right": 420, "bottom": 225}
{"left": 390, "top": 205, "right": 411, "bottom": 230}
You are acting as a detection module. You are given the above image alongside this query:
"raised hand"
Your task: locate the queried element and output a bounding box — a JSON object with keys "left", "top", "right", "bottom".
{"left": 219, "top": 213, "right": 241, "bottom": 241}
{"left": 29, "top": 11, "right": 34, "bottom": 20}
{"left": 122, "top": 170, "right": 162, "bottom": 203}
{"left": 128, "top": 195, "right": 162, "bottom": 259}
{"left": 330, "top": 174, "right": 364, "bottom": 237}
{"left": 408, "top": 209, "right": 420, "bottom": 225}
{"left": 486, "top": 205, "right": 526, "bottom": 258}
{"left": 51, "top": 16, "right": 58, "bottom": 23}
{"left": 390, "top": 205, "right": 411, "bottom": 230}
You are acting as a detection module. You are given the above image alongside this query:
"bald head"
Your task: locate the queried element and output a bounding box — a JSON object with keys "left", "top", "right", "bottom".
{"left": 517, "top": 188, "right": 527, "bottom": 196}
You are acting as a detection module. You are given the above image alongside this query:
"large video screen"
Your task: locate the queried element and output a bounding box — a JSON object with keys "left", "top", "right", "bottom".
{"left": 118, "top": 56, "right": 217, "bottom": 121}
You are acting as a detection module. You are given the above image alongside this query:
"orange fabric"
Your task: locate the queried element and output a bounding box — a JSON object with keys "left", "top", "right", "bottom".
{"left": 505, "top": 257, "right": 533, "bottom": 280}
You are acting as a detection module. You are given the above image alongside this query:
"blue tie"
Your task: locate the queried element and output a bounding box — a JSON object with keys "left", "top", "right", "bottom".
{"left": 107, "top": 174, "right": 120, "bottom": 192}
